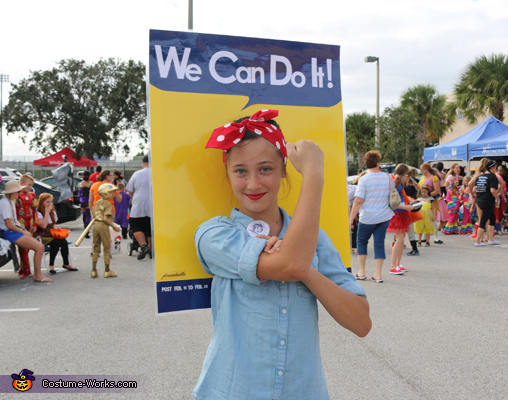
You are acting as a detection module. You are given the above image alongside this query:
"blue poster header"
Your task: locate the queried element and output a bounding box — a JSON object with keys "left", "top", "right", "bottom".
{"left": 149, "top": 30, "right": 341, "bottom": 109}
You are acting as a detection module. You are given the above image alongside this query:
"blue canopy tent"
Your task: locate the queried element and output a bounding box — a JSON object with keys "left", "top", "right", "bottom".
{"left": 468, "top": 129, "right": 508, "bottom": 160}
{"left": 423, "top": 116, "right": 508, "bottom": 167}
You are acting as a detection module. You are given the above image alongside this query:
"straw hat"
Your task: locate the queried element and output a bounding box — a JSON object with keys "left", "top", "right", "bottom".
{"left": 2, "top": 180, "right": 26, "bottom": 194}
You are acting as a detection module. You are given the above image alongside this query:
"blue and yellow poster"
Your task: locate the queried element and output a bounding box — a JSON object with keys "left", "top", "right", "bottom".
{"left": 149, "top": 30, "right": 350, "bottom": 313}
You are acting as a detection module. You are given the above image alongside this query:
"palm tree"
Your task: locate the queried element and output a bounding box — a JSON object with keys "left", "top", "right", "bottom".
{"left": 400, "top": 84, "right": 454, "bottom": 145}
{"left": 345, "top": 112, "right": 376, "bottom": 169}
{"left": 450, "top": 53, "right": 508, "bottom": 124}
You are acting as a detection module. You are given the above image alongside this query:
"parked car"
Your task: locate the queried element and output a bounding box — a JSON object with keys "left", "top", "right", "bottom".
{"left": 40, "top": 176, "right": 82, "bottom": 205}
{"left": 0, "top": 168, "right": 22, "bottom": 178}
{"left": 0, "top": 177, "right": 81, "bottom": 224}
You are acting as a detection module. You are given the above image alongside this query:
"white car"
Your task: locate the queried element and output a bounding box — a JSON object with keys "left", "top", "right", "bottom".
{"left": 0, "top": 168, "right": 22, "bottom": 178}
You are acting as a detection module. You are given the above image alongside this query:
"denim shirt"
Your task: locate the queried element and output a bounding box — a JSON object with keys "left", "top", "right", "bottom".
{"left": 193, "top": 208, "right": 366, "bottom": 400}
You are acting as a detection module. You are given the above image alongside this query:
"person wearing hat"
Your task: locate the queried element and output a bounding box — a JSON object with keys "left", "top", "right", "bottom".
{"left": 91, "top": 183, "right": 121, "bottom": 278}
{"left": 469, "top": 158, "right": 501, "bottom": 246}
{"left": 0, "top": 180, "right": 51, "bottom": 282}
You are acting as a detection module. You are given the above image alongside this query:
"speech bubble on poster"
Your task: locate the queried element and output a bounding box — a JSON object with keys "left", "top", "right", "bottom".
{"left": 149, "top": 30, "right": 341, "bottom": 110}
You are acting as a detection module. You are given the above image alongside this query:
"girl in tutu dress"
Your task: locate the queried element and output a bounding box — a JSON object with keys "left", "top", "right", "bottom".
{"left": 414, "top": 186, "right": 435, "bottom": 246}
{"left": 460, "top": 176, "right": 473, "bottom": 234}
{"left": 443, "top": 181, "right": 460, "bottom": 235}
{"left": 387, "top": 164, "right": 415, "bottom": 275}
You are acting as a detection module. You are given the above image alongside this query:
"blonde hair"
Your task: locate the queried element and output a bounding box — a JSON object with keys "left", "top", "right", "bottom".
{"left": 352, "top": 170, "right": 368, "bottom": 185}
{"left": 19, "top": 174, "right": 34, "bottom": 185}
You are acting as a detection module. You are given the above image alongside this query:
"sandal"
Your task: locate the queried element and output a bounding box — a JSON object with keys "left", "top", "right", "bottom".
{"left": 33, "top": 278, "right": 53, "bottom": 283}
{"left": 354, "top": 273, "right": 367, "bottom": 280}
{"left": 62, "top": 265, "right": 79, "bottom": 271}
{"left": 367, "top": 276, "right": 383, "bottom": 283}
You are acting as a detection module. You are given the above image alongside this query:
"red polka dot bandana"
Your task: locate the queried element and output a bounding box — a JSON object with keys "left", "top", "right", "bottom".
{"left": 206, "top": 109, "right": 287, "bottom": 165}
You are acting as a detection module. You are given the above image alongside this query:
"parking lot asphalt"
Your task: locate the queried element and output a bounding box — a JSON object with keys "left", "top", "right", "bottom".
{"left": 1, "top": 219, "right": 507, "bottom": 399}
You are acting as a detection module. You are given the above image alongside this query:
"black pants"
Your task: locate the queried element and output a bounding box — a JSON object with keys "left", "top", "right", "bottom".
{"left": 49, "top": 238, "right": 70, "bottom": 266}
{"left": 351, "top": 219, "right": 358, "bottom": 248}
{"left": 478, "top": 202, "right": 496, "bottom": 230}
{"left": 82, "top": 209, "right": 91, "bottom": 228}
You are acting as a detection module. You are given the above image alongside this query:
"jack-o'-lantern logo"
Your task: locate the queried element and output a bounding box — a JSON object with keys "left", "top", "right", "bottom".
{"left": 11, "top": 369, "right": 35, "bottom": 391}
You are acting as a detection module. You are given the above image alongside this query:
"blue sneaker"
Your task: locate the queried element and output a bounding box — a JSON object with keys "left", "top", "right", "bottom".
{"left": 407, "top": 250, "right": 419, "bottom": 256}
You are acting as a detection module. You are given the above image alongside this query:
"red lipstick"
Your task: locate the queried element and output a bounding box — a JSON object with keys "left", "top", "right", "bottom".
{"left": 246, "top": 193, "right": 266, "bottom": 200}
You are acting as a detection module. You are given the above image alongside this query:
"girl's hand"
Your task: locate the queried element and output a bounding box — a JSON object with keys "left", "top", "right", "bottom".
{"left": 286, "top": 140, "right": 324, "bottom": 178}
{"left": 256, "top": 235, "right": 282, "bottom": 254}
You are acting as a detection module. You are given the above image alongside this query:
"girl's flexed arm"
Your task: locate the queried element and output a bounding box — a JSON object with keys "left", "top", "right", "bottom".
{"left": 256, "top": 140, "right": 324, "bottom": 281}
{"left": 302, "top": 268, "right": 371, "bottom": 337}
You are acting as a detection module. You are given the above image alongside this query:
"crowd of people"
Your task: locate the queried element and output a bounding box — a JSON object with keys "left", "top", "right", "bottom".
{"left": 0, "top": 157, "right": 153, "bottom": 283}
{"left": 348, "top": 151, "right": 508, "bottom": 283}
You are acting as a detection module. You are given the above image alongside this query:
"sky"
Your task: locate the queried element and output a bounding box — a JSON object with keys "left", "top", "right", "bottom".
{"left": 1, "top": 0, "right": 507, "bottom": 159}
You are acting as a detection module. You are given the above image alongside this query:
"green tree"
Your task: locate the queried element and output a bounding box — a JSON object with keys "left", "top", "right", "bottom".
{"left": 345, "top": 112, "right": 376, "bottom": 169}
{"left": 400, "top": 84, "right": 454, "bottom": 161}
{"left": 3, "top": 58, "right": 147, "bottom": 159}
{"left": 450, "top": 53, "right": 508, "bottom": 123}
{"left": 378, "top": 105, "right": 422, "bottom": 167}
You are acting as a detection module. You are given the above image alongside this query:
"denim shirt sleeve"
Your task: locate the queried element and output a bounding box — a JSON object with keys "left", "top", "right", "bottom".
{"left": 315, "top": 228, "right": 367, "bottom": 297}
{"left": 195, "top": 216, "right": 266, "bottom": 285}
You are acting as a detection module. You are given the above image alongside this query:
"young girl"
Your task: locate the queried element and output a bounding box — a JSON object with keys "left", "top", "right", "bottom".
{"left": 460, "top": 176, "right": 473, "bottom": 234}
{"left": 36, "top": 193, "right": 78, "bottom": 274}
{"left": 413, "top": 186, "right": 435, "bottom": 246}
{"left": 194, "top": 109, "right": 371, "bottom": 399}
{"left": 0, "top": 181, "right": 50, "bottom": 283}
{"left": 443, "top": 181, "right": 460, "bottom": 235}
{"left": 78, "top": 171, "right": 92, "bottom": 238}
{"left": 386, "top": 164, "right": 415, "bottom": 275}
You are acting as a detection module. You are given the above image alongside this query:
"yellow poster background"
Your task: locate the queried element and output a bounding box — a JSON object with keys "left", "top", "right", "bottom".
{"left": 150, "top": 88, "right": 351, "bottom": 286}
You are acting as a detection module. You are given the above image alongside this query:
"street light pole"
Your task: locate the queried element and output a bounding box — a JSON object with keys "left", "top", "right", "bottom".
{"left": 188, "top": 0, "right": 193, "bottom": 31}
{"left": 0, "top": 74, "right": 9, "bottom": 162}
{"left": 364, "top": 56, "right": 380, "bottom": 147}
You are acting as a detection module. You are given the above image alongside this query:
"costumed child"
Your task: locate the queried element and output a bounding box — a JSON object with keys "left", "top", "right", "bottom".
{"left": 91, "top": 183, "right": 121, "bottom": 278}
{"left": 443, "top": 180, "right": 460, "bottom": 235}
{"left": 78, "top": 170, "right": 92, "bottom": 238}
{"left": 459, "top": 176, "right": 473, "bottom": 234}
{"left": 193, "top": 109, "right": 370, "bottom": 400}
{"left": 15, "top": 174, "right": 38, "bottom": 279}
{"left": 494, "top": 171, "right": 506, "bottom": 236}
{"left": 413, "top": 185, "right": 435, "bottom": 246}
{"left": 114, "top": 182, "right": 131, "bottom": 239}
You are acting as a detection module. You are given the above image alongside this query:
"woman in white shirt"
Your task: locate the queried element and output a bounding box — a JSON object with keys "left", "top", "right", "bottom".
{"left": 0, "top": 180, "right": 50, "bottom": 282}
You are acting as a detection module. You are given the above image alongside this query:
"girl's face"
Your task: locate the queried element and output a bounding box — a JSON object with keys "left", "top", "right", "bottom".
{"left": 463, "top": 178, "right": 470, "bottom": 186}
{"left": 421, "top": 188, "right": 430, "bottom": 197}
{"left": 227, "top": 138, "right": 285, "bottom": 219}
{"left": 453, "top": 165, "right": 461, "bottom": 175}
{"left": 43, "top": 198, "right": 53, "bottom": 210}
